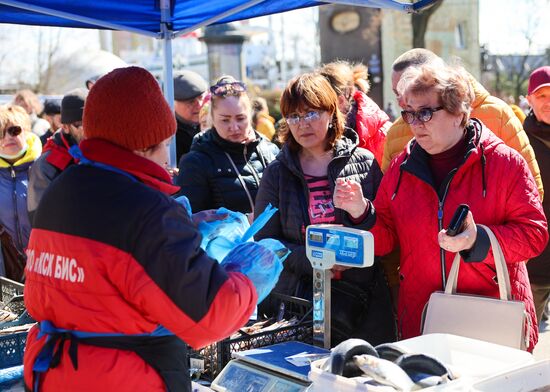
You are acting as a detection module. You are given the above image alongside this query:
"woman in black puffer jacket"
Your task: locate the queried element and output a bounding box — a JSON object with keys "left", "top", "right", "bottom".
{"left": 255, "top": 73, "right": 396, "bottom": 346}
{"left": 176, "top": 76, "right": 279, "bottom": 215}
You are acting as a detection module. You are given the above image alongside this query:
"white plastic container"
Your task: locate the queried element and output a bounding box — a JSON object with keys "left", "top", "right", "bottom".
{"left": 308, "top": 334, "right": 534, "bottom": 391}
{"left": 472, "top": 359, "right": 550, "bottom": 391}
{"left": 391, "top": 333, "right": 534, "bottom": 380}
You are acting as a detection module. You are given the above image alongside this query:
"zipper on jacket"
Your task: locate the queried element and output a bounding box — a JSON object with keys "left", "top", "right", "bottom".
{"left": 243, "top": 144, "right": 261, "bottom": 187}
{"left": 437, "top": 168, "right": 458, "bottom": 289}
{"left": 10, "top": 166, "right": 23, "bottom": 250}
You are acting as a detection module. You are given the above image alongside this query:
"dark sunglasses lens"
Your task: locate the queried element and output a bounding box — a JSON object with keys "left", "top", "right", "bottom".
{"left": 401, "top": 111, "right": 413, "bottom": 124}
{"left": 418, "top": 109, "right": 433, "bottom": 122}
{"left": 6, "top": 126, "right": 22, "bottom": 137}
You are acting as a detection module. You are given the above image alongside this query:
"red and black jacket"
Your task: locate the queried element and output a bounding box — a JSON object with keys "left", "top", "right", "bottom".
{"left": 23, "top": 139, "right": 257, "bottom": 391}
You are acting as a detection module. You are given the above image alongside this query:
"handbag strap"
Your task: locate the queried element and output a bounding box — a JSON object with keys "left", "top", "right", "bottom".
{"left": 224, "top": 151, "right": 255, "bottom": 213}
{"left": 445, "top": 224, "right": 511, "bottom": 301}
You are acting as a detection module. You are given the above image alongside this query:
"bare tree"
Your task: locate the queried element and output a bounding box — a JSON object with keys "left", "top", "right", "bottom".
{"left": 510, "top": 0, "right": 548, "bottom": 97}
{"left": 411, "top": 0, "right": 443, "bottom": 48}
{"left": 35, "top": 27, "right": 62, "bottom": 93}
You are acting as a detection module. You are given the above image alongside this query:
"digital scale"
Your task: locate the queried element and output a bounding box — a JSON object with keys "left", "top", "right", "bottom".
{"left": 210, "top": 225, "right": 375, "bottom": 392}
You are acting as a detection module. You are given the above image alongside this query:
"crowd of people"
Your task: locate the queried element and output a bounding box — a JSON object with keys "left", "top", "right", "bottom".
{"left": 0, "top": 49, "right": 548, "bottom": 390}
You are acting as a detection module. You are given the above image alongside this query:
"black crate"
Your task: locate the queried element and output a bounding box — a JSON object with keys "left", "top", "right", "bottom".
{"left": 189, "top": 294, "right": 314, "bottom": 381}
{"left": 189, "top": 320, "right": 313, "bottom": 381}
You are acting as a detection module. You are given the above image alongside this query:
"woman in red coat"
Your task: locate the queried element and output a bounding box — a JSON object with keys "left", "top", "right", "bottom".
{"left": 339, "top": 63, "right": 548, "bottom": 351}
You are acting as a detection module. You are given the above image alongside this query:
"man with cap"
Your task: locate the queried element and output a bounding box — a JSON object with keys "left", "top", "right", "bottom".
{"left": 39, "top": 99, "right": 62, "bottom": 145}
{"left": 173, "top": 70, "right": 207, "bottom": 162}
{"left": 525, "top": 66, "right": 550, "bottom": 325}
{"left": 27, "top": 88, "right": 87, "bottom": 222}
{"left": 22, "top": 67, "right": 261, "bottom": 391}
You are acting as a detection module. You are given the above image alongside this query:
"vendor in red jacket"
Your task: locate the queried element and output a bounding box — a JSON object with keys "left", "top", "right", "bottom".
{"left": 23, "top": 67, "right": 258, "bottom": 391}
{"left": 339, "top": 62, "right": 548, "bottom": 351}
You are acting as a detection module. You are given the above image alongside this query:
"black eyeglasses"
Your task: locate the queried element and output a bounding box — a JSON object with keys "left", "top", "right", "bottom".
{"left": 210, "top": 81, "right": 247, "bottom": 97}
{"left": 2, "top": 125, "right": 22, "bottom": 139}
{"left": 401, "top": 106, "right": 444, "bottom": 124}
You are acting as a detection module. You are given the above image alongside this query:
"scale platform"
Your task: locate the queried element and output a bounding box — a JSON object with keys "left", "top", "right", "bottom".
{"left": 211, "top": 341, "right": 329, "bottom": 392}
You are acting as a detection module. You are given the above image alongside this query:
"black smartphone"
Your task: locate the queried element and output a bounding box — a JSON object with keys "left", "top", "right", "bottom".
{"left": 446, "top": 204, "right": 470, "bottom": 237}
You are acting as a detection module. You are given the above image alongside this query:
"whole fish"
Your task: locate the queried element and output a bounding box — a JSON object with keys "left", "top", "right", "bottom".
{"left": 353, "top": 354, "right": 415, "bottom": 391}
{"left": 395, "top": 353, "right": 455, "bottom": 387}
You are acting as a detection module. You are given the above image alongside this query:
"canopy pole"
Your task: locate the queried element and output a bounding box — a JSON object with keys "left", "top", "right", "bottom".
{"left": 159, "top": 0, "right": 177, "bottom": 169}
{"left": 322, "top": 0, "right": 412, "bottom": 12}
{"left": 0, "top": 0, "right": 159, "bottom": 37}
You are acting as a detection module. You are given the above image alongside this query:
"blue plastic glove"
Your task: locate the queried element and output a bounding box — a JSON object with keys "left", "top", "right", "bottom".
{"left": 221, "top": 239, "right": 289, "bottom": 303}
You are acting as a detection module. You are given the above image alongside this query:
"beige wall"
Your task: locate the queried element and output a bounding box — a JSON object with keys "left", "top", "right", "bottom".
{"left": 381, "top": 0, "right": 480, "bottom": 107}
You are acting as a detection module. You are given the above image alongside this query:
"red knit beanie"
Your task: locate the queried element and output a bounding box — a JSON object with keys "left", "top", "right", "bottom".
{"left": 83, "top": 66, "right": 176, "bottom": 151}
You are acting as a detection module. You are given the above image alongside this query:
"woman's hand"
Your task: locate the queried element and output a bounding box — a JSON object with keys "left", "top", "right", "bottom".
{"left": 191, "top": 210, "right": 228, "bottom": 226}
{"left": 438, "top": 211, "right": 477, "bottom": 252}
{"left": 333, "top": 178, "right": 369, "bottom": 219}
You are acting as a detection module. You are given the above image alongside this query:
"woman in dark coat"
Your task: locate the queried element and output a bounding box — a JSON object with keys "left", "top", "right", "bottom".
{"left": 254, "top": 72, "right": 395, "bottom": 346}
{"left": 176, "top": 76, "right": 278, "bottom": 217}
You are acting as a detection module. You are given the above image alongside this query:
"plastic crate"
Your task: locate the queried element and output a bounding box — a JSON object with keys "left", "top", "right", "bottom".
{"left": 189, "top": 320, "right": 313, "bottom": 381}
{"left": 189, "top": 294, "right": 314, "bottom": 381}
{"left": 0, "top": 278, "right": 33, "bottom": 370}
{"left": 0, "top": 332, "right": 27, "bottom": 369}
{"left": 0, "top": 278, "right": 23, "bottom": 307}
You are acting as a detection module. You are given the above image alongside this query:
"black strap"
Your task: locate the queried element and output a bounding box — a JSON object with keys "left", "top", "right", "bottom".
{"left": 32, "top": 333, "right": 189, "bottom": 392}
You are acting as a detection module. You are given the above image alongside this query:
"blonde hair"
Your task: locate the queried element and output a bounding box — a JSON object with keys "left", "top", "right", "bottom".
{"left": 209, "top": 75, "right": 251, "bottom": 113}
{"left": 13, "top": 89, "right": 43, "bottom": 115}
{"left": 0, "top": 105, "right": 32, "bottom": 137}
{"left": 352, "top": 63, "right": 370, "bottom": 94}
{"left": 397, "top": 64, "right": 474, "bottom": 127}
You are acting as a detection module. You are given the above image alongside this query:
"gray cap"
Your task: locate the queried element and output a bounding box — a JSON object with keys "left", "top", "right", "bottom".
{"left": 173, "top": 70, "right": 207, "bottom": 101}
{"left": 61, "top": 88, "right": 88, "bottom": 124}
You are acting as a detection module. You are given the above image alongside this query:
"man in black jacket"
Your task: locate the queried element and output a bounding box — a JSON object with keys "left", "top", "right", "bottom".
{"left": 173, "top": 70, "right": 207, "bottom": 162}
{"left": 27, "top": 88, "right": 88, "bottom": 221}
{"left": 525, "top": 66, "right": 550, "bottom": 324}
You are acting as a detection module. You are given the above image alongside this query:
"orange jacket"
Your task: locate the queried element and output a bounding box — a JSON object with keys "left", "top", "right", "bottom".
{"left": 381, "top": 78, "right": 543, "bottom": 200}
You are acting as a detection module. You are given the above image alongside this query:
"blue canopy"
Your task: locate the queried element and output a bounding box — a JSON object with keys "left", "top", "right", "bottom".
{"left": 0, "top": 0, "right": 439, "bottom": 38}
{"left": 0, "top": 0, "right": 438, "bottom": 165}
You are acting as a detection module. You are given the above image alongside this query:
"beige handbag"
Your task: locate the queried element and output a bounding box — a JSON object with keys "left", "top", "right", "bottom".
{"left": 421, "top": 225, "right": 530, "bottom": 350}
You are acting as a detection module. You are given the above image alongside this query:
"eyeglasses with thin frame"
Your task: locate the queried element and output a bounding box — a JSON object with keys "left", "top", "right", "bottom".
{"left": 401, "top": 106, "right": 444, "bottom": 124}
{"left": 209, "top": 81, "right": 247, "bottom": 97}
{"left": 1, "top": 125, "right": 22, "bottom": 139}
{"left": 285, "top": 110, "right": 321, "bottom": 125}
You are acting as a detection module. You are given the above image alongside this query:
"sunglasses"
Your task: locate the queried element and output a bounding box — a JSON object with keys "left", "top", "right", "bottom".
{"left": 285, "top": 111, "right": 321, "bottom": 125}
{"left": 209, "top": 81, "right": 247, "bottom": 97}
{"left": 2, "top": 125, "right": 22, "bottom": 139}
{"left": 401, "top": 106, "right": 444, "bottom": 124}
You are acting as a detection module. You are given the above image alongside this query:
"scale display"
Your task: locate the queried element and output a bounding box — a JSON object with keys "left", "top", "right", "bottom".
{"left": 211, "top": 342, "right": 327, "bottom": 392}
{"left": 306, "top": 224, "right": 374, "bottom": 269}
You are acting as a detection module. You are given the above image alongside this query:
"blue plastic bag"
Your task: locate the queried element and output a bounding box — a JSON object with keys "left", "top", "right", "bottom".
{"left": 199, "top": 208, "right": 251, "bottom": 260}
{"left": 221, "top": 238, "right": 289, "bottom": 303}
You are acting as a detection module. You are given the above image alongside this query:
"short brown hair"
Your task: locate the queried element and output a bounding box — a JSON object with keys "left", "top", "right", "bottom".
{"left": 279, "top": 73, "right": 345, "bottom": 152}
{"left": 392, "top": 48, "right": 442, "bottom": 73}
{"left": 0, "top": 105, "right": 31, "bottom": 138}
{"left": 397, "top": 64, "right": 474, "bottom": 127}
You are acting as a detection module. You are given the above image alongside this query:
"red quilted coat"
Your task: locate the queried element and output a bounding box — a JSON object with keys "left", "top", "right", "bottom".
{"left": 351, "top": 90, "right": 391, "bottom": 165}
{"left": 371, "top": 120, "right": 548, "bottom": 351}
{"left": 23, "top": 140, "right": 257, "bottom": 391}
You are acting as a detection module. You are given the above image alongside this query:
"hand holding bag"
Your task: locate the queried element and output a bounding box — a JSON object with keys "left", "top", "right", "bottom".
{"left": 421, "top": 225, "right": 529, "bottom": 350}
